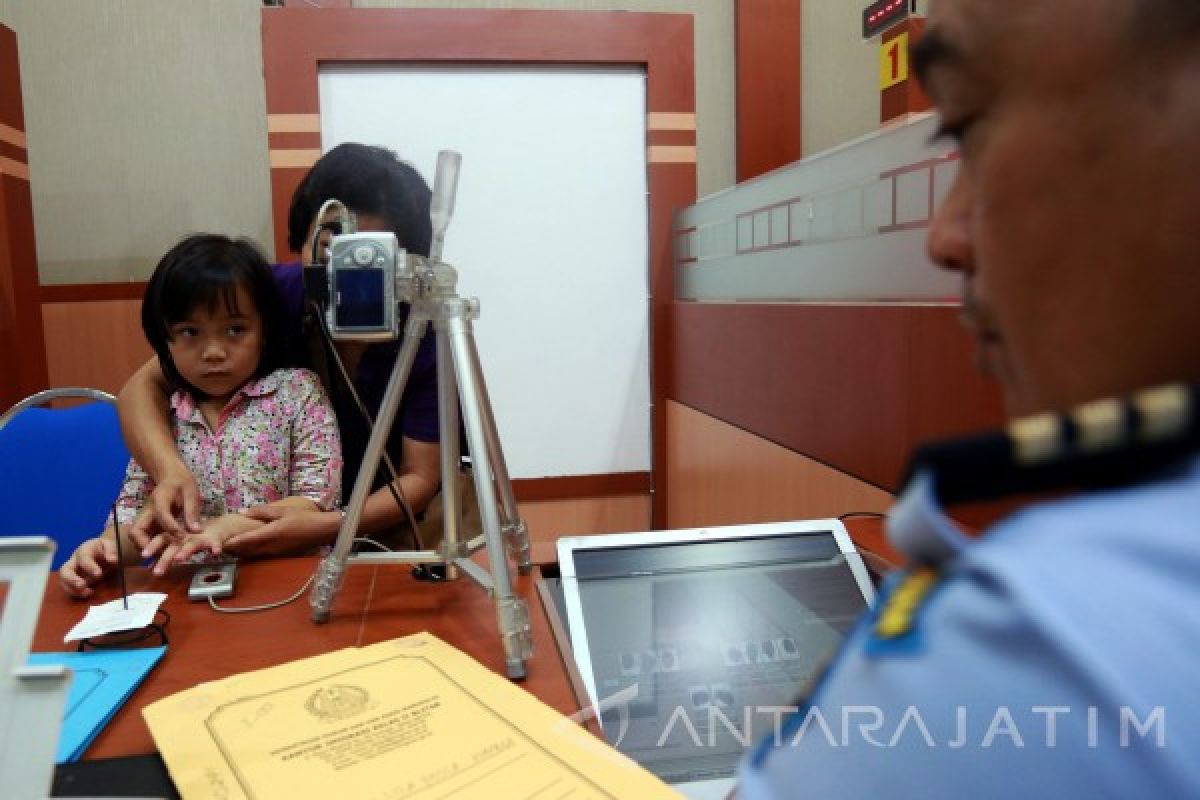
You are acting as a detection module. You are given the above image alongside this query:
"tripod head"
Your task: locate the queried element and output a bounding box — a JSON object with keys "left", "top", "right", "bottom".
{"left": 429, "top": 150, "right": 461, "bottom": 263}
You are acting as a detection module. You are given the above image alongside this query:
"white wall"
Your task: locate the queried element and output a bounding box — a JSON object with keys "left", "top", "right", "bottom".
{"left": 355, "top": 0, "right": 736, "bottom": 197}
{"left": 319, "top": 65, "right": 650, "bottom": 479}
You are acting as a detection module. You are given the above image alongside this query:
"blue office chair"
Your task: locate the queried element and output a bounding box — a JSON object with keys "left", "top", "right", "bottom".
{"left": 0, "top": 388, "right": 131, "bottom": 570}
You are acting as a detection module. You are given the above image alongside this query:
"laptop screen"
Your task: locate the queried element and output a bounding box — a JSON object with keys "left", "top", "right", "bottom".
{"left": 560, "top": 524, "right": 873, "bottom": 786}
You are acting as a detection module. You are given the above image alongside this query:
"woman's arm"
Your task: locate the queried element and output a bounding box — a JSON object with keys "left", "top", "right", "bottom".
{"left": 236, "top": 435, "right": 441, "bottom": 548}
{"left": 172, "top": 497, "right": 322, "bottom": 562}
{"left": 377, "top": 436, "right": 441, "bottom": 526}
{"left": 118, "top": 357, "right": 202, "bottom": 541}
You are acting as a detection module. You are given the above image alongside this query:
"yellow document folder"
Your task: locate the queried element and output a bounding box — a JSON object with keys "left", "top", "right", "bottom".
{"left": 144, "top": 632, "right": 681, "bottom": 799}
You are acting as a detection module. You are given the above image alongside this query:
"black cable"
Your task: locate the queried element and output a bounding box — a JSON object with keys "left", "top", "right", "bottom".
{"left": 838, "top": 511, "right": 888, "bottom": 521}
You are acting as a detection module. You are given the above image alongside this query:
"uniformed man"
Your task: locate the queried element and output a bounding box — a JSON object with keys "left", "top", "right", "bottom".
{"left": 737, "top": 0, "right": 1200, "bottom": 796}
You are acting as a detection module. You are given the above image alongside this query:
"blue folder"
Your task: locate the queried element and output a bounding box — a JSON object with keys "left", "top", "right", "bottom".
{"left": 28, "top": 646, "right": 167, "bottom": 763}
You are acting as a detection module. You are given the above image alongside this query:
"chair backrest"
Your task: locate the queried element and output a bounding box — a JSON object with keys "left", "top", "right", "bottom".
{"left": 0, "top": 389, "right": 131, "bottom": 570}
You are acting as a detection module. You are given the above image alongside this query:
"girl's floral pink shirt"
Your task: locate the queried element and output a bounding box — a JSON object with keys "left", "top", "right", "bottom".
{"left": 115, "top": 368, "right": 342, "bottom": 524}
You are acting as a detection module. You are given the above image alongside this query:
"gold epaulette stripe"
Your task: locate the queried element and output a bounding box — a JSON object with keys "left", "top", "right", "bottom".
{"left": 875, "top": 568, "right": 937, "bottom": 639}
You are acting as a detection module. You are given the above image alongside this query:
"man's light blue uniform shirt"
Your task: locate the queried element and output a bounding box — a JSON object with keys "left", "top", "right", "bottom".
{"left": 738, "top": 455, "right": 1200, "bottom": 798}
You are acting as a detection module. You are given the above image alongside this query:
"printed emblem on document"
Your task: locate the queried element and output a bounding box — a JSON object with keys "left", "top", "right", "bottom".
{"left": 304, "top": 685, "right": 370, "bottom": 722}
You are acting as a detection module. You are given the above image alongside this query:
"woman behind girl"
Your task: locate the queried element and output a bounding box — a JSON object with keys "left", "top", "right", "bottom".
{"left": 59, "top": 234, "right": 342, "bottom": 598}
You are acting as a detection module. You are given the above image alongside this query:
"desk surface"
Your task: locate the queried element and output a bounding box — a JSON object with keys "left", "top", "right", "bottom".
{"left": 32, "top": 519, "right": 896, "bottom": 762}
{"left": 33, "top": 556, "right": 578, "bottom": 760}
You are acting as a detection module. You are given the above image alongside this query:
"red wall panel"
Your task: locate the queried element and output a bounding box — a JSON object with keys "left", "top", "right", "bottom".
{"left": 0, "top": 24, "right": 48, "bottom": 410}
{"left": 671, "top": 301, "right": 1005, "bottom": 491}
{"left": 736, "top": 0, "right": 802, "bottom": 181}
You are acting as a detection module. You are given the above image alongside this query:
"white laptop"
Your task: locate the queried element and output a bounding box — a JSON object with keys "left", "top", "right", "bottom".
{"left": 557, "top": 519, "right": 876, "bottom": 800}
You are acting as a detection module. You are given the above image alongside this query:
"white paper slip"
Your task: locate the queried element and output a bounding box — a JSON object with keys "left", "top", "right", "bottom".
{"left": 64, "top": 593, "right": 168, "bottom": 643}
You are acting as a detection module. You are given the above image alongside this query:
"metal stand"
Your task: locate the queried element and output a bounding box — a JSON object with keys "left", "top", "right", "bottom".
{"left": 309, "top": 152, "right": 533, "bottom": 680}
{"left": 0, "top": 538, "right": 70, "bottom": 798}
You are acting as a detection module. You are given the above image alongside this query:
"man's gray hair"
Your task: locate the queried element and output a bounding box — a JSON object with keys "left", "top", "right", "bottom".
{"left": 1136, "top": 0, "right": 1200, "bottom": 41}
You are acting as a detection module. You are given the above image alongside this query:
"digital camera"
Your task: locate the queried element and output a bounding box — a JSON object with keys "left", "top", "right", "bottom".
{"left": 307, "top": 230, "right": 415, "bottom": 341}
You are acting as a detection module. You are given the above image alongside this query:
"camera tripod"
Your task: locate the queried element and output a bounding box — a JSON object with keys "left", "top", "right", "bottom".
{"left": 309, "top": 152, "right": 534, "bottom": 680}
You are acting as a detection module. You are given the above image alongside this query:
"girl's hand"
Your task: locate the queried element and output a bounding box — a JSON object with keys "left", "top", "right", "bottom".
{"left": 59, "top": 537, "right": 118, "bottom": 599}
{"left": 169, "top": 523, "right": 234, "bottom": 568}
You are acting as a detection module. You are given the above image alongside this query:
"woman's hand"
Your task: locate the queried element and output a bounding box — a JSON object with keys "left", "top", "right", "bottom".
{"left": 127, "top": 464, "right": 203, "bottom": 549}
{"left": 231, "top": 503, "right": 340, "bottom": 557}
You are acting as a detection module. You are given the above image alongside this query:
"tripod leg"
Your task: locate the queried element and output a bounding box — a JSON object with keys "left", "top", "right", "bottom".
{"left": 311, "top": 310, "right": 431, "bottom": 623}
{"left": 443, "top": 300, "right": 531, "bottom": 679}
{"left": 435, "top": 327, "right": 462, "bottom": 578}
{"left": 456, "top": 316, "right": 531, "bottom": 576}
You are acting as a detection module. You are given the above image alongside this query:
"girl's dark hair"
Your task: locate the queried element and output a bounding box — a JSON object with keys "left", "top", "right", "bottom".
{"left": 141, "top": 234, "right": 287, "bottom": 398}
{"left": 286, "top": 142, "right": 433, "bottom": 258}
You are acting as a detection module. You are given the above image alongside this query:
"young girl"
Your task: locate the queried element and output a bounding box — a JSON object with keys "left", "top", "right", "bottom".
{"left": 59, "top": 234, "right": 342, "bottom": 598}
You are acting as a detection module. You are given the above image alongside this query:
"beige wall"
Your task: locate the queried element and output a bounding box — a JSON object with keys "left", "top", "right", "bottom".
{"left": 801, "top": 0, "right": 929, "bottom": 157}
{"left": 0, "top": 1, "right": 273, "bottom": 284}
{"left": 801, "top": 0, "right": 880, "bottom": 157}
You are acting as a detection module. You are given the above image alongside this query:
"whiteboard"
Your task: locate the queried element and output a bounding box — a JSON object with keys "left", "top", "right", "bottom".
{"left": 319, "top": 65, "right": 650, "bottom": 479}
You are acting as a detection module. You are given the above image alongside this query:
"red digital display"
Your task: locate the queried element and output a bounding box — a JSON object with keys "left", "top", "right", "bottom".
{"left": 862, "top": 0, "right": 912, "bottom": 39}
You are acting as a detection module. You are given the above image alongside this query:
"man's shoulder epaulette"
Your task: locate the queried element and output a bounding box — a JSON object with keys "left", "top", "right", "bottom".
{"left": 864, "top": 566, "right": 941, "bottom": 656}
{"left": 901, "top": 384, "right": 1199, "bottom": 508}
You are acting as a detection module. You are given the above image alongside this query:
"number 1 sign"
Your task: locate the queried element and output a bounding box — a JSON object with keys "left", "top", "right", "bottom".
{"left": 880, "top": 31, "right": 910, "bottom": 91}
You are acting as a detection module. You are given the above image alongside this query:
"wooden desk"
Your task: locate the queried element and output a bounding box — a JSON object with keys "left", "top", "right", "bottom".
{"left": 32, "top": 557, "right": 578, "bottom": 759}
{"left": 840, "top": 516, "right": 902, "bottom": 573}
{"left": 32, "top": 518, "right": 895, "bottom": 762}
